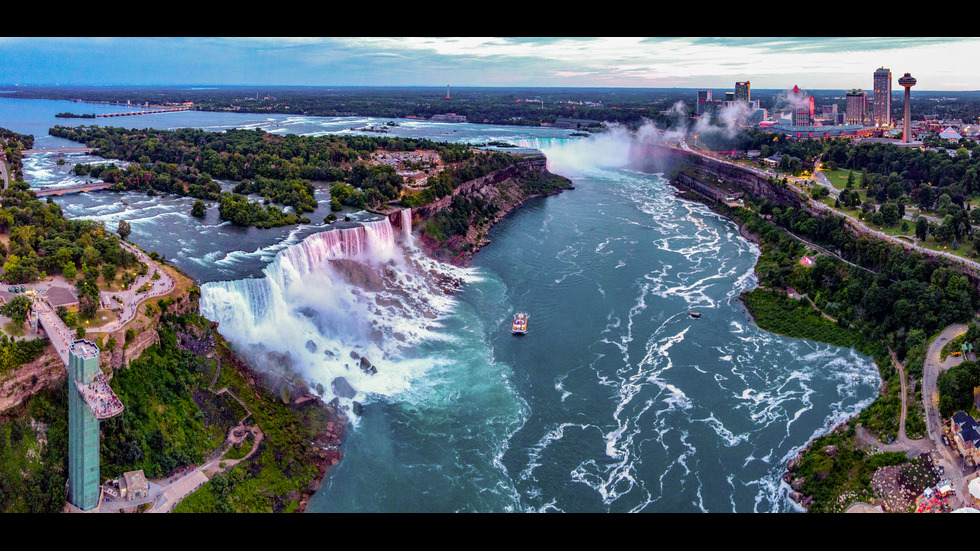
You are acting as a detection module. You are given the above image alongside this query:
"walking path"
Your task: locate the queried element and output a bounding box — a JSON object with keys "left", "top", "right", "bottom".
{"left": 849, "top": 324, "right": 979, "bottom": 510}
{"left": 96, "top": 241, "right": 175, "bottom": 333}
{"left": 95, "top": 355, "right": 263, "bottom": 513}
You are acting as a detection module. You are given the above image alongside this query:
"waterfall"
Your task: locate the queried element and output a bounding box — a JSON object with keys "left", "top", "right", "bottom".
{"left": 514, "top": 129, "right": 641, "bottom": 176}
{"left": 199, "top": 216, "right": 471, "bottom": 405}
{"left": 401, "top": 207, "right": 413, "bottom": 247}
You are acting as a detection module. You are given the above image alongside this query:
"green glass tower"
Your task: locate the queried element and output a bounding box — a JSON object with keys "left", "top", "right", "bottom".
{"left": 67, "top": 339, "right": 103, "bottom": 511}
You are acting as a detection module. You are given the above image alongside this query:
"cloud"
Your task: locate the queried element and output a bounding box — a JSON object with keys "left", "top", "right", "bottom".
{"left": 3, "top": 37, "right": 980, "bottom": 89}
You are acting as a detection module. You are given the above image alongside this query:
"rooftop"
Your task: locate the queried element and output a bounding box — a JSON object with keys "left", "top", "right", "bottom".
{"left": 70, "top": 339, "right": 99, "bottom": 360}
{"left": 46, "top": 286, "right": 78, "bottom": 307}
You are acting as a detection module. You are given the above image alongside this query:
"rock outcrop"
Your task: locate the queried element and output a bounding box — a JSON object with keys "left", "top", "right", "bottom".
{"left": 0, "top": 348, "right": 63, "bottom": 413}
{"left": 406, "top": 155, "right": 572, "bottom": 265}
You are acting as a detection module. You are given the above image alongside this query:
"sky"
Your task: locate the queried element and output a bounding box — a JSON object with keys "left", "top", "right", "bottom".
{"left": 3, "top": 37, "right": 980, "bottom": 91}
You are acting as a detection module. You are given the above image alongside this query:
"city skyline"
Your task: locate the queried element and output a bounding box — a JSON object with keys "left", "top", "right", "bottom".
{"left": 3, "top": 37, "right": 980, "bottom": 91}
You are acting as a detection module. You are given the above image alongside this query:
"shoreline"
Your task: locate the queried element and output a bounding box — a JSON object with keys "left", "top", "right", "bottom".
{"left": 667, "top": 179, "right": 887, "bottom": 512}
{"left": 431, "top": 184, "right": 575, "bottom": 267}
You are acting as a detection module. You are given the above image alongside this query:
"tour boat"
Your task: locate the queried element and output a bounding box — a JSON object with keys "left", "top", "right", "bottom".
{"left": 512, "top": 313, "right": 528, "bottom": 335}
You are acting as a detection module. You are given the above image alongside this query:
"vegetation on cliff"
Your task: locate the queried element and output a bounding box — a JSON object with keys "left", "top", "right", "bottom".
{"left": 677, "top": 155, "right": 979, "bottom": 511}
{"left": 417, "top": 160, "right": 572, "bottom": 263}
{"left": 0, "top": 378, "right": 70, "bottom": 512}
{"left": 0, "top": 312, "right": 341, "bottom": 513}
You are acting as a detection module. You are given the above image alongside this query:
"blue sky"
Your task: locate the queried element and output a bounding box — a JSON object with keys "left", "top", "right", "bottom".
{"left": 3, "top": 37, "right": 979, "bottom": 91}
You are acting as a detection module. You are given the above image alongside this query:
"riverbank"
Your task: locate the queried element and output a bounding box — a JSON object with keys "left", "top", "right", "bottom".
{"left": 666, "top": 154, "right": 980, "bottom": 511}
{"left": 412, "top": 156, "right": 574, "bottom": 266}
{"left": 668, "top": 178, "right": 902, "bottom": 512}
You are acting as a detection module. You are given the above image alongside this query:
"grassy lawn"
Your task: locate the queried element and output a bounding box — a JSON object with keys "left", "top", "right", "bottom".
{"left": 86, "top": 307, "right": 119, "bottom": 330}
{"left": 814, "top": 196, "right": 980, "bottom": 257}
{"left": 3, "top": 320, "right": 25, "bottom": 337}
{"left": 820, "top": 168, "right": 863, "bottom": 190}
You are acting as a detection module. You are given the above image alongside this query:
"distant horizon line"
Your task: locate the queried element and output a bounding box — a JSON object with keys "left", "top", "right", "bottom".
{"left": 2, "top": 84, "right": 979, "bottom": 93}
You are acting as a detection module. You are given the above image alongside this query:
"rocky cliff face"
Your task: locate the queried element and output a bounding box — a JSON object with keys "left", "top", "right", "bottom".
{"left": 629, "top": 144, "right": 803, "bottom": 208}
{"left": 0, "top": 348, "right": 63, "bottom": 413}
{"left": 411, "top": 158, "right": 549, "bottom": 222}
{"left": 406, "top": 156, "right": 572, "bottom": 265}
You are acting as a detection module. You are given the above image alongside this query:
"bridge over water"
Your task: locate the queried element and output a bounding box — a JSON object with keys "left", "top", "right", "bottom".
{"left": 22, "top": 148, "right": 95, "bottom": 154}
{"left": 34, "top": 182, "right": 114, "bottom": 196}
{"left": 94, "top": 106, "right": 191, "bottom": 117}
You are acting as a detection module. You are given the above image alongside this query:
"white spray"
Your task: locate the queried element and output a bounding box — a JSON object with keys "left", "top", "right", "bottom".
{"left": 200, "top": 217, "right": 473, "bottom": 409}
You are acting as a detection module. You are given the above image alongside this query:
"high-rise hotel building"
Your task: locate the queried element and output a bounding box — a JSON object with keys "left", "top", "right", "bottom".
{"left": 846, "top": 89, "right": 867, "bottom": 125}
{"left": 696, "top": 89, "right": 712, "bottom": 115}
{"left": 735, "top": 81, "right": 750, "bottom": 103}
{"left": 873, "top": 67, "right": 892, "bottom": 127}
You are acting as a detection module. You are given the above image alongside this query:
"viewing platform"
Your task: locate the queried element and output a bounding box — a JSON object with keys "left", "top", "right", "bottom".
{"left": 34, "top": 300, "right": 123, "bottom": 419}
{"left": 74, "top": 372, "right": 124, "bottom": 419}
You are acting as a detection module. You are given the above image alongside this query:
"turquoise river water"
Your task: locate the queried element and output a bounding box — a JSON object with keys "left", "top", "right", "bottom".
{"left": 3, "top": 96, "right": 881, "bottom": 512}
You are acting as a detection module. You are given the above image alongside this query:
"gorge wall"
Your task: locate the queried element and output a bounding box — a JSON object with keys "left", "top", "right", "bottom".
{"left": 402, "top": 154, "right": 571, "bottom": 265}
{"left": 640, "top": 143, "right": 980, "bottom": 288}
{"left": 629, "top": 143, "right": 804, "bottom": 208}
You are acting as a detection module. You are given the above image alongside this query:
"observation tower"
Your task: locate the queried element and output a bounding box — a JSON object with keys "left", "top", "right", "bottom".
{"left": 899, "top": 72, "right": 917, "bottom": 143}
{"left": 66, "top": 338, "right": 123, "bottom": 510}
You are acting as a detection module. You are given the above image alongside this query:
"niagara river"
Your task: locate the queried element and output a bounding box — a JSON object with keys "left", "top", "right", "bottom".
{"left": 7, "top": 97, "right": 881, "bottom": 512}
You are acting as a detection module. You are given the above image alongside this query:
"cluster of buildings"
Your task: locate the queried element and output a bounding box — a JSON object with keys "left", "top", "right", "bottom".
{"left": 370, "top": 149, "right": 443, "bottom": 188}
{"left": 696, "top": 67, "right": 930, "bottom": 142}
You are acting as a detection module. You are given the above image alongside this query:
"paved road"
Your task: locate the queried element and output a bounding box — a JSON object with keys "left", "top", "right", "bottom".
{"left": 675, "top": 145, "right": 980, "bottom": 273}
{"left": 923, "top": 325, "right": 969, "bottom": 473}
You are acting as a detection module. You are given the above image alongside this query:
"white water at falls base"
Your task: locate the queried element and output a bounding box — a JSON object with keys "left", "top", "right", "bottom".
{"left": 199, "top": 217, "right": 473, "bottom": 409}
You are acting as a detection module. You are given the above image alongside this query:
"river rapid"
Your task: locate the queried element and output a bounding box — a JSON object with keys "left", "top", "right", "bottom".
{"left": 6, "top": 97, "right": 881, "bottom": 512}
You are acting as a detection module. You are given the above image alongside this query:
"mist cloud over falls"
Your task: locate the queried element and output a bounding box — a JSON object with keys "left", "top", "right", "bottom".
{"left": 528, "top": 100, "right": 754, "bottom": 177}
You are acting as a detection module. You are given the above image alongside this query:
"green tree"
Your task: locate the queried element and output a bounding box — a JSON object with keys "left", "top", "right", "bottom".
{"left": 117, "top": 220, "right": 131, "bottom": 240}
{"left": 881, "top": 202, "right": 899, "bottom": 227}
{"left": 916, "top": 217, "right": 929, "bottom": 240}
{"left": 1, "top": 295, "right": 30, "bottom": 325}
{"left": 938, "top": 193, "right": 953, "bottom": 212}
{"left": 191, "top": 200, "right": 206, "bottom": 217}
{"left": 101, "top": 263, "right": 117, "bottom": 284}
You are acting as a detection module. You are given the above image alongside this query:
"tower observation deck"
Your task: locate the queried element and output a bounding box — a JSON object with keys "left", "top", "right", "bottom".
{"left": 899, "top": 72, "right": 917, "bottom": 143}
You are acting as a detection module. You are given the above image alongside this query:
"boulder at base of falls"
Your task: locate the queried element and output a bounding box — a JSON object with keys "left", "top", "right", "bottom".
{"left": 352, "top": 401, "right": 364, "bottom": 416}
{"left": 331, "top": 377, "right": 357, "bottom": 400}
{"left": 359, "top": 356, "right": 378, "bottom": 375}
